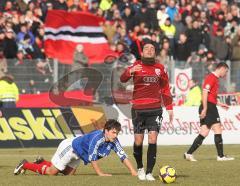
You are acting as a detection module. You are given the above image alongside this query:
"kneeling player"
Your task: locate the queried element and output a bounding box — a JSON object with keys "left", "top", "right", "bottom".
{"left": 14, "top": 119, "right": 137, "bottom": 176}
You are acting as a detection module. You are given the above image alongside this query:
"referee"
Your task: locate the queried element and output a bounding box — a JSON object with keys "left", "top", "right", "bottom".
{"left": 184, "top": 62, "right": 234, "bottom": 161}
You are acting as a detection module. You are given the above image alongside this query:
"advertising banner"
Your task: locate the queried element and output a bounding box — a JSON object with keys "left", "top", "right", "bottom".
{"left": 115, "top": 105, "right": 240, "bottom": 146}
{"left": 0, "top": 107, "right": 106, "bottom": 148}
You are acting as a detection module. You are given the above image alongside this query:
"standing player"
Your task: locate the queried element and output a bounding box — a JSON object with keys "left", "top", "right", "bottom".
{"left": 14, "top": 119, "right": 137, "bottom": 176}
{"left": 120, "top": 42, "right": 173, "bottom": 181}
{"left": 184, "top": 62, "right": 234, "bottom": 161}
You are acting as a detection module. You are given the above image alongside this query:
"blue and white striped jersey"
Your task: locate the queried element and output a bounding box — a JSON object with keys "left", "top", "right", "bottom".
{"left": 72, "top": 130, "right": 127, "bottom": 165}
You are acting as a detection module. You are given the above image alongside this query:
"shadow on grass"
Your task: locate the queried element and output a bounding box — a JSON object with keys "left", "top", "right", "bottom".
{"left": 75, "top": 172, "right": 130, "bottom": 176}
{"left": 176, "top": 174, "right": 190, "bottom": 178}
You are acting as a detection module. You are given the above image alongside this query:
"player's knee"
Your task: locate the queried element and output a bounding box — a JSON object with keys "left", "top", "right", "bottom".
{"left": 148, "top": 132, "right": 158, "bottom": 143}
{"left": 46, "top": 166, "right": 59, "bottom": 175}
{"left": 134, "top": 137, "right": 144, "bottom": 146}
{"left": 200, "top": 130, "right": 209, "bottom": 137}
{"left": 148, "top": 137, "right": 157, "bottom": 144}
{"left": 134, "top": 141, "right": 143, "bottom": 146}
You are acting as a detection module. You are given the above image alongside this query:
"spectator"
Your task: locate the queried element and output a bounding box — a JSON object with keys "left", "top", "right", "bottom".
{"left": 166, "top": 0, "right": 178, "bottom": 22}
{"left": 122, "top": 5, "right": 135, "bottom": 32}
{"left": 210, "top": 28, "right": 230, "bottom": 61}
{"left": 0, "top": 49, "right": 7, "bottom": 78}
{"left": 133, "top": 5, "right": 149, "bottom": 29}
{"left": 157, "top": 4, "right": 169, "bottom": 27}
{"left": 160, "top": 17, "right": 176, "bottom": 53}
{"left": 146, "top": 0, "right": 159, "bottom": 31}
{"left": 16, "top": 23, "right": 35, "bottom": 46}
{"left": 173, "top": 13, "right": 186, "bottom": 41}
{"left": 175, "top": 33, "right": 191, "bottom": 68}
{"left": 0, "top": 74, "right": 19, "bottom": 108}
{"left": 186, "top": 19, "right": 203, "bottom": 53}
{"left": 3, "top": 29, "right": 18, "bottom": 62}
{"left": 53, "top": 0, "right": 68, "bottom": 11}
{"left": 68, "top": 44, "right": 88, "bottom": 90}
{"left": 184, "top": 79, "right": 202, "bottom": 106}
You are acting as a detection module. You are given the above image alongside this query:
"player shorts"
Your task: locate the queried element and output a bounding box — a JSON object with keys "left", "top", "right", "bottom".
{"left": 199, "top": 102, "right": 220, "bottom": 128}
{"left": 51, "top": 138, "right": 80, "bottom": 171}
{"left": 131, "top": 107, "right": 163, "bottom": 134}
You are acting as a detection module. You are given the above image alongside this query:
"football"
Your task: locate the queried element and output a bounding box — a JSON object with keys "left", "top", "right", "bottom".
{"left": 159, "top": 165, "right": 177, "bottom": 184}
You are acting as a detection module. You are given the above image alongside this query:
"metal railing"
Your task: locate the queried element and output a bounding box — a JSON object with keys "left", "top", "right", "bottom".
{"left": 4, "top": 57, "right": 240, "bottom": 101}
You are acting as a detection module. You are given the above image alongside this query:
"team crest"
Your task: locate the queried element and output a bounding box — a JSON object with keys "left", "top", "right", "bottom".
{"left": 155, "top": 69, "right": 161, "bottom": 76}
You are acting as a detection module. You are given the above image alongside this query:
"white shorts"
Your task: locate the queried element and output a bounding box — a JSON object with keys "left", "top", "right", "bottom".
{"left": 51, "top": 138, "right": 80, "bottom": 171}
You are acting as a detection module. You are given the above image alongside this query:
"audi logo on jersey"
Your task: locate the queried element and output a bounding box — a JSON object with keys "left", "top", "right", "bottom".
{"left": 143, "top": 76, "right": 158, "bottom": 83}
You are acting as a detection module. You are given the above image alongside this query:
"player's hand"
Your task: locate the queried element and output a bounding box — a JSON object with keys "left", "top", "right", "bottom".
{"left": 219, "top": 103, "right": 230, "bottom": 110}
{"left": 200, "top": 109, "right": 207, "bottom": 119}
{"left": 131, "top": 170, "right": 137, "bottom": 176}
{"left": 99, "top": 173, "right": 112, "bottom": 176}
{"left": 130, "top": 64, "right": 142, "bottom": 74}
{"left": 167, "top": 110, "right": 174, "bottom": 123}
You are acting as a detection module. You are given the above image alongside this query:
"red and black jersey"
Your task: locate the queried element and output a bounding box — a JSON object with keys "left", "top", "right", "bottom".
{"left": 120, "top": 60, "right": 173, "bottom": 110}
{"left": 202, "top": 73, "right": 219, "bottom": 104}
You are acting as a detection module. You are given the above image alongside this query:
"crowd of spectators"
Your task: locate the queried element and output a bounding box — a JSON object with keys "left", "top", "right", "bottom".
{"left": 0, "top": 0, "right": 240, "bottom": 94}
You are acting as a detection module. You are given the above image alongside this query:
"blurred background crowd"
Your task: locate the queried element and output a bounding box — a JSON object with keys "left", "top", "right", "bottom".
{"left": 0, "top": 0, "right": 240, "bottom": 106}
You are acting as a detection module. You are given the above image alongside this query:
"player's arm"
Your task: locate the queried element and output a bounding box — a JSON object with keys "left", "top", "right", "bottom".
{"left": 160, "top": 66, "right": 173, "bottom": 123}
{"left": 91, "top": 161, "right": 112, "bottom": 176}
{"left": 120, "top": 63, "right": 142, "bottom": 83}
{"left": 122, "top": 158, "right": 137, "bottom": 176}
{"left": 112, "top": 139, "right": 137, "bottom": 176}
{"left": 200, "top": 76, "right": 216, "bottom": 119}
{"left": 200, "top": 89, "right": 208, "bottom": 119}
{"left": 217, "top": 102, "right": 229, "bottom": 110}
{"left": 88, "top": 134, "right": 110, "bottom": 176}
{"left": 120, "top": 66, "right": 133, "bottom": 83}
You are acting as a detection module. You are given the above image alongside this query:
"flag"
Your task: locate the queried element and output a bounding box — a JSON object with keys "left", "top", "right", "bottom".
{"left": 44, "top": 10, "right": 115, "bottom": 64}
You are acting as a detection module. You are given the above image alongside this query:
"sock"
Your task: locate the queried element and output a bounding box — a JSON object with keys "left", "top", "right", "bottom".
{"left": 187, "top": 134, "right": 205, "bottom": 154}
{"left": 23, "top": 162, "right": 49, "bottom": 175}
{"left": 133, "top": 143, "right": 143, "bottom": 169}
{"left": 146, "top": 143, "right": 157, "bottom": 174}
{"left": 215, "top": 134, "right": 224, "bottom": 157}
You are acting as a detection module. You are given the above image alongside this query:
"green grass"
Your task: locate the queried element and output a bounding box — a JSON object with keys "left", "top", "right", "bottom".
{"left": 0, "top": 145, "right": 239, "bottom": 186}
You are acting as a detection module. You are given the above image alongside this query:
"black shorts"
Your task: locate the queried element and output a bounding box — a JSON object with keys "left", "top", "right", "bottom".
{"left": 199, "top": 102, "right": 220, "bottom": 128}
{"left": 131, "top": 108, "right": 163, "bottom": 134}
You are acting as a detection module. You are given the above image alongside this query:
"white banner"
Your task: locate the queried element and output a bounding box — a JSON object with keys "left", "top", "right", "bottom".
{"left": 174, "top": 68, "right": 192, "bottom": 95}
{"left": 116, "top": 106, "right": 240, "bottom": 146}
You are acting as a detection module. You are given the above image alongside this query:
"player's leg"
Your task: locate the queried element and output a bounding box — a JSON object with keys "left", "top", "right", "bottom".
{"left": 211, "top": 123, "right": 224, "bottom": 158}
{"left": 62, "top": 158, "right": 80, "bottom": 175}
{"left": 185, "top": 103, "right": 211, "bottom": 161}
{"left": 14, "top": 159, "right": 59, "bottom": 175}
{"left": 211, "top": 123, "right": 234, "bottom": 161}
{"left": 61, "top": 167, "right": 77, "bottom": 175}
{"left": 184, "top": 125, "right": 210, "bottom": 161}
{"left": 132, "top": 108, "right": 145, "bottom": 180}
{"left": 145, "top": 131, "right": 158, "bottom": 181}
{"left": 145, "top": 111, "right": 162, "bottom": 181}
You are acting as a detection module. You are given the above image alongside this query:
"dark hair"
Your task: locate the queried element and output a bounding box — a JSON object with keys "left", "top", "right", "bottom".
{"left": 142, "top": 39, "right": 156, "bottom": 50}
{"left": 24, "top": 34, "right": 31, "bottom": 40}
{"left": 104, "top": 119, "right": 121, "bottom": 132}
{"left": 216, "top": 62, "right": 229, "bottom": 69}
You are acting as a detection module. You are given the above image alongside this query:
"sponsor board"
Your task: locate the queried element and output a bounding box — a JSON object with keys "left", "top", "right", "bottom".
{"left": 115, "top": 105, "right": 240, "bottom": 146}
{"left": 217, "top": 93, "right": 240, "bottom": 106}
{"left": 1, "top": 105, "right": 239, "bottom": 147}
{"left": 0, "top": 107, "right": 106, "bottom": 148}
{"left": 174, "top": 68, "right": 192, "bottom": 95}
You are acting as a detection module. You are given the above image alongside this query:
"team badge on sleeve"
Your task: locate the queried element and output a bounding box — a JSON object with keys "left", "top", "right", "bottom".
{"left": 205, "top": 84, "right": 210, "bottom": 90}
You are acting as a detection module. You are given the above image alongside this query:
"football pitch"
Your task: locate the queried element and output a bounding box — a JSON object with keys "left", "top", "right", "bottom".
{"left": 0, "top": 145, "right": 239, "bottom": 186}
